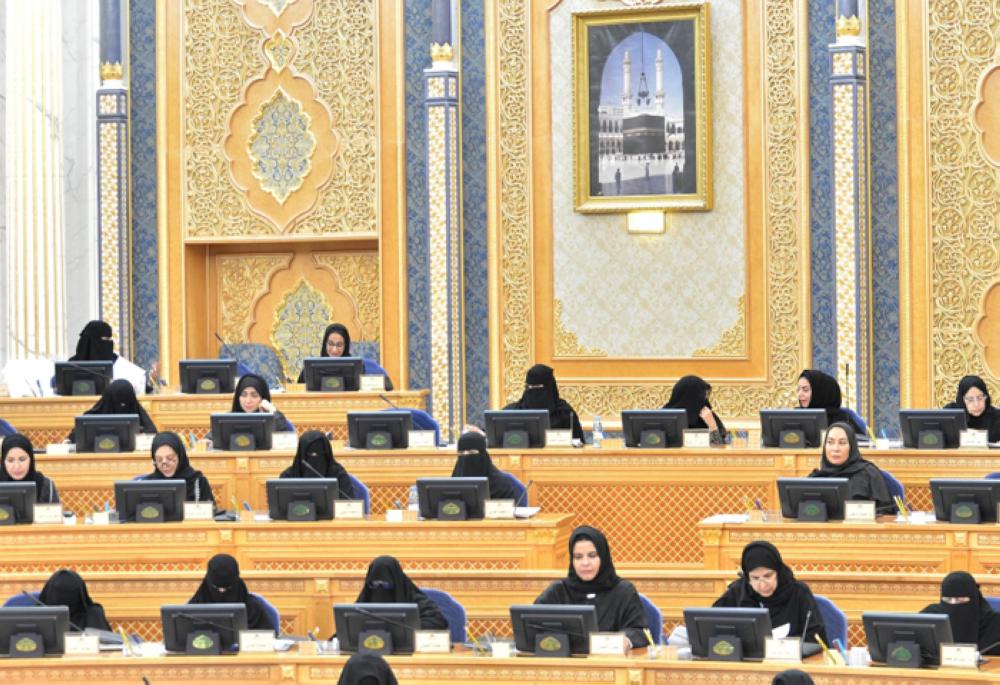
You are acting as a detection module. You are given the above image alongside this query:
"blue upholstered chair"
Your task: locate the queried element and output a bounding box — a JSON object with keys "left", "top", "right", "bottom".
{"left": 844, "top": 407, "right": 869, "bottom": 436}
{"left": 250, "top": 592, "right": 281, "bottom": 636}
{"left": 499, "top": 471, "right": 528, "bottom": 506}
{"left": 986, "top": 472, "right": 1000, "bottom": 480}
{"left": 880, "top": 469, "right": 906, "bottom": 507}
{"left": 346, "top": 473, "right": 371, "bottom": 515}
{"left": 382, "top": 408, "right": 441, "bottom": 446}
{"left": 219, "top": 344, "right": 285, "bottom": 389}
{"left": 638, "top": 593, "right": 662, "bottom": 644}
{"left": 420, "top": 588, "right": 466, "bottom": 643}
{"left": 814, "top": 594, "right": 848, "bottom": 647}
{"left": 3, "top": 590, "right": 39, "bottom": 607}
{"left": 987, "top": 597, "right": 1000, "bottom": 612}
{"left": 0, "top": 419, "right": 16, "bottom": 437}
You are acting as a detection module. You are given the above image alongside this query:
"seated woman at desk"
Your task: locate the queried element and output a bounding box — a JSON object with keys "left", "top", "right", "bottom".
{"left": 70, "top": 320, "right": 148, "bottom": 394}
{"left": 662, "top": 375, "right": 727, "bottom": 445}
{"left": 921, "top": 571, "right": 1000, "bottom": 655}
{"left": 504, "top": 364, "right": 584, "bottom": 443}
{"left": 39, "top": 569, "right": 111, "bottom": 631}
{"left": 138, "top": 432, "right": 216, "bottom": 505}
{"left": 280, "top": 430, "right": 356, "bottom": 499}
{"left": 67, "top": 379, "right": 158, "bottom": 443}
{"left": 355, "top": 556, "right": 447, "bottom": 630}
{"left": 189, "top": 554, "right": 276, "bottom": 632}
{"left": 713, "top": 540, "right": 827, "bottom": 644}
{"left": 296, "top": 323, "right": 394, "bottom": 390}
{"left": 230, "top": 374, "right": 293, "bottom": 432}
{"left": 452, "top": 431, "right": 519, "bottom": 501}
{"left": 1, "top": 433, "right": 59, "bottom": 504}
{"left": 534, "top": 526, "right": 649, "bottom": 647}
{"left": 944, "top": 375, "right": 1000, "bottom": 442}
{"left": 337, "top": 653, "right": 399, "bottom": 685}
{"left": 796, "top": 369, "right": 866, "bottom": 436}
{"left": 808, "top": 423, "right": 895, "bottom": 515}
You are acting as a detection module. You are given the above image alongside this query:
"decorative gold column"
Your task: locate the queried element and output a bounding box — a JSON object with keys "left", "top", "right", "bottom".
{"left": 4, "top": 0, "right": 68, "bottom": 359}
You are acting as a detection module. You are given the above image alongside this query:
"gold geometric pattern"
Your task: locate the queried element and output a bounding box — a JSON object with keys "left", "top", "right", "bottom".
{"left": 247, "top": 88, "right": 317, "bottom": 204}
{"left": 99, "top": 120, "right": 125, "bottom": 356}
{"left": 218, "top": 254, "right": 293, "bottom": 342}
{"left": 263, "top": 30, "right": 296, "bottom": 72}
{"left": 312, "top": 252, "right": 382, "bottom": 342}
{"left": 833, "top": 82, "right": 858, "bottom": 396}
{"left": 553, "top": 299, "right": 606, "bottom": 357}
{"left": 692, "top": 295, "right": 747, "bottom": 357}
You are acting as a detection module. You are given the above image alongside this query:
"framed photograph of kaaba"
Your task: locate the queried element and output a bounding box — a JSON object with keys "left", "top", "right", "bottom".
{"left": 573, "top": 3, "right": 712, "bottom": 213}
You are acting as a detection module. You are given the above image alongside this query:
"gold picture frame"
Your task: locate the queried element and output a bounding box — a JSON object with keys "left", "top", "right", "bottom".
{"left": 573, "top": 3, "right": 712, "bottom": 213}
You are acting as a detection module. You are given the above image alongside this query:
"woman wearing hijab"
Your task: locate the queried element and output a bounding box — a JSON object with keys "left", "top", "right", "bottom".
{"left": 772, "top": 670, "right": 814, "bottom": 685}
{"left": 336, "top": 652, "right": 399, "bottom": 685}
{"left": 67, "top": 379, "right": 157, "bottom": 443}
{"left": 296, "top": 323, "right": 395, "bottom": 390}
{"left": 38, "top": 569, "right": 111, "bottom": 631}
{"left": 808, "top": 423, "right": 895, "bottom": 515}
{"left": 139, "top": 432, "right": 215, "bottom": 505}
{"left": 921, "top": 571, "right": 1000, "bottom": 655}
{"left": 189, "top": 553, "right": 275, "bottom": 632}
{"left": 944, "top": 375, "right": 1000, "bottom": 442}
{"left": 230, "top": 374, "right": 292, "bottom": 432}
{"left": 281, "top": 430, "right": 356, "bottom": 499}
{"left": 662, "top": 375, "right": 728, "bottom": 445}
{"left": 355, "top": 556, "right": 447, "bottom": 630}
{"left": 451, "top": 431, "right": 518, "bottom": 500}
{"left": 534, "top": 526, "right": 649, "bottom": 647}
{"left": 713, "top": 540, "right": 827, "bottom": 644}
{"left": 67, "top": 320, "right": 147, "bottom": 394}
{"left": 797, "top": 370, "right": 866, "bottom": 436}
{"left": 504, "top": 364, "right": 584, "bottom": 442}
{"left": 1, "top": 433, "right": 59, "bottom": 504}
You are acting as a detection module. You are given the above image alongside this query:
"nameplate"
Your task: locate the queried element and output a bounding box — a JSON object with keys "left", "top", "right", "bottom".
{"left": 545, "top": 430, "right": 573, "bottom": 447}
{"left": 589, "top": 632, "right": 628, "bottom": 656}
{"left": 360, "top": 375, "right": 386, "bottom": 392}
{"left": 33, "top": 504, "right": 63, "bottom": 525}
{"left": 46, "top": 443, "right": 75, "bottom": 455}
{"left": 184, "top": 502, "right": 214, "bottom": 520}
{"left": 764, "top": 637, "right": 802, "bottom": 663}
{"left": 940, "top": 643, "right": 979, "bottom": 669}
{"left": 960, "top": 429, "right": 989, "bottom": 448}
{"left": 239, "top": 630, "right": 275, "bottom": 653}
{"left": 408, "top": 430, "right": 437, "bottom": 448}
{"left": 91, "top": 511, "right": 112, "bottom": 525}
{"left": 683, "top": 430, "right": 711, "bottom": 448}
{"left": 484, "top": 499, "right": 516, "bottom": 519}
{"left": 385, "top": 509, "right": 404, "bottom": 522}
{"left": 414, "top": 630, "right": 451, "bottom": 653}
{"left": 844, "top": 500, "right": 877, "bottom": 522}
{"left": 271, "top": 432, "right": 298, "bottom": 450}
{"left": 334, "top": 500, "right": 365, "bottom": 519}
{"left": 135, "top": 434, "right": 155, "bottom": 452}
{"left": 63, "top": 633, "right": 100, "bottom": 655}
{"left": 491, "top": 641, "right": 512, "bottom": 658}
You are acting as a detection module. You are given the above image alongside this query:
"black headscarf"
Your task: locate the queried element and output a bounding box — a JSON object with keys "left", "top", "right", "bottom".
{"left": 38, "top": 569, "right": 111, "bottom": 632}
{"left": 69, "top": 320, "right": 117, "bottom": 362}
{"left": 356, "top": 556, "right": 425, "bottom": 604}
{"left": 1, "top": 433, "right": 49, "bottom": 494}
{"left": 564, "top": 526, "right": 622, "bottom": 595}
{"left": 83, "top": 379, "right": 156, "bottom": 432}
{"left": 739, "top": 541, "right": 797, "bottom": 608}
{"left": 813, "top": 422, "right": 868, "bottom": 476}
{"left": 282, "top": 430, "right": 355, "bottom": 499}
{"left": 190, "top": 553, "right": 267, "bottom": 629}
{"left": 318, "top": 323, "right": 351, "bottom": 357}
{"left": 517, "top": 364, "right": 559, "bottom": 412}
{"left": 147, "top": 431, "right": 212, "bottom": 503}
{"left": 772, "top": 670, "right": 814, "bottom": 685}
{"left": 798, "top": 369, "right": 858, "bottom": 428}
{"left": 922, "top": 571, "right": 1000, "bottom": 653}
{"left": 336, "top": 652, "right": 400, "bottom": 685}
{"left": 231, "top": 374, "right": 271, "bottom": 412}
{"left": 810, "top": 423, "right": 895, "bottom": 514}
{"left": 945, "top": 375, "right": 1000, "bottom": 435}
{"left": 662, "top": 375, "right": 727, "bottom": 434}
{"left": 451, "top": 432, "right": 517, "bottom": 500}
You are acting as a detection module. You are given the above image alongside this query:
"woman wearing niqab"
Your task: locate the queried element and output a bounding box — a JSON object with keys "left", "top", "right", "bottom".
{"left": 504, "top": 364, "right": 584, "bottom": 442}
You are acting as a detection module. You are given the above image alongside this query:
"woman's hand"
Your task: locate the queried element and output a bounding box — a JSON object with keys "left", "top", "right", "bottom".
{"left": 699, "top": 406, "right": 717, "bottom": 431}
{"left": 260, "top": 399, "right": 276, "bottom": 413}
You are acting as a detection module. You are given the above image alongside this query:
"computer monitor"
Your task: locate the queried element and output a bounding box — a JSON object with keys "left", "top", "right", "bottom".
{"left": 114, "top": 479, "right": 186, "bottom": 523}
{"left": 930, "top": 478, "right": 1000, "bottom": 523}
{"left": 347, "top": 411, "right": 412, "bottom": 449}
{"left": 684, "top": 607, "right": 772, "bottom": 661}
{"left": 863, "top": 611, "right": 953, "bottom": 667}
{"left": 416, "top": 477, "right": 489, "bottom": 520}
{"left": 54, "top": 361, "right": 113, "bottom": 397}
{"left": 484, "top": 410, "right": 550, "bottom": 449}
{"left": 73, "top": 414, "right": 139, "bottom": 453}
{"left": 621, "top": 409, "right": 688, "bottom": 448}
{"left": 161, "top": 603, "right": 248, "bottom": 655}
{"left": 899, "top": 409, "right": 967, "bottom": 449}
{"left": 777, "top": 477, "right": 849, "bottom": 521}
{"left": 0, "top": 606, "right": 69, "bottom": 657}
{"left": 0, "top": 482, "right": 37, "bottom": 525}
{"left": 302, "top": 356, "right": 365, "bottom": 392}
{"left": 760, "top": 409, "right": 829, "bottom": 448}
{"left": 334, "top": 603, "right": 420, "bottom": 655}
{"left": 209, "top": 412, "right": 275, "bottom": 451}
{"left": 178, "top": 359, "right": 237, "bottom": 394}
{"left": 266, "top": 478, "right": 338, "bottom": 521}
{"left": 509, "top": 604, "right": 598, "bottom": 656}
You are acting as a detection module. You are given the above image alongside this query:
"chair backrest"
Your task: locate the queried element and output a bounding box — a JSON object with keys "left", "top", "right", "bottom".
{"left": 986, "top": 472, "right": 1000, "bottom": 480}
{"left": 220, "top": 343, "right": 284, "bottom": 389}
{"left": 382, "top": 408, "right": 440, "bottom": 446}
{"left": 880, "top": 469, "right": 906, "bottom": 505}
{"left": 0, "top": 419, "right": 16, "bottom": 438}
{"left": 347, "top": 473, "right": 371, "bottom": 515}
{"left": 2, "top": 591, "right": 39, "bottom": 608}
{"left": 844, "top": 407, "right": 869, "bottom": 436}
{"left": 499, "top": 471, "right": 528, "bottom": 506}
{"left": 420, "top": 587, "right": 466, "bottom": 643}
{"left": 987, "top": 596, "right": 1000, "bottom": 612}
{"left": 638, "top": 592, "right": 662, "bottom": 644}
{"left": 249, "top": 592, "right": 281, "bottom": 636}
{"left": 814, "top": 594, "right": 848, "bottom": 647}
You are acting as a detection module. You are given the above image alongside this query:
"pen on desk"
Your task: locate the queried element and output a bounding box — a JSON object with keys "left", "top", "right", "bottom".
{"left": 242, "top": 501, "right": 252, "bottom": 512}
{"left": 468, "top": 633, "right": 485, "bottom": 654}
{"left": 118, "top": 627, "right": 132, "bottom": 655}
{"left": 643, "top": 628, "right": 655, "bottom": 649}
{"left": 832, "top": 637, "right": 849, "bottom": 661}
{"left": 104, "top": 501, "right": 111, "bottom": 513}
{"left": 753, "top": 498, "right": 768, "bottom": 522}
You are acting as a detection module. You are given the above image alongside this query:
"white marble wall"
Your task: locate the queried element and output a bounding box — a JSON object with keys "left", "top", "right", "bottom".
{"left": 0, "top": 0, "right": 7, "bottom": 368}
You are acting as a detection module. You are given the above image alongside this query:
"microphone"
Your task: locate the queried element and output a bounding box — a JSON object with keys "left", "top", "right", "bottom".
{"left": 298, "top": 459, "right": 351, "bottom": 499}
{"left": 844, "top": 362, "right": 851, "bottom": 409}
{"left": 350, "top": 605, "right": 419, "bottom": 634}
{"left": 801, "top": 608, "right": 812, "bottom": 649}
{"left": 21, "top": 590, "right": 84, "bottom": 632}
{"left": 517, "top": 479, "right": 534, "bottom": 507}
{"left": 521, "top": 619, "right": 588, "bottom": 640}
{"left": 214, "top": 332, "right": 232, "bottom": 355}
{"left": 173, "top": 610, "right": 244, "bottom": 635}
{"left": 379, "top": 394, "right": 399, "bottom": 409}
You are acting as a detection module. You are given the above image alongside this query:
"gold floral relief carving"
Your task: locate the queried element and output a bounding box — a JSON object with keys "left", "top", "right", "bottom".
{"left": 218, "top": 254, "right": 293, "bottom": 342}
{"left": 692, "top": 295, "right": 747, "bottom": 357}
{"left": 233, "top": 0, "right": 313, "bottom": 35}
{"left": 313, "top": 252, "right": 381, "bottom": 342}
{"left": 263, "top": 30, "right": 296, "bottom": 72}
{"left": 553, "top": 299, "right": 607, "bottom": 357}
{"left": 973, "top": 49, "right": 1000, "bottom": 167}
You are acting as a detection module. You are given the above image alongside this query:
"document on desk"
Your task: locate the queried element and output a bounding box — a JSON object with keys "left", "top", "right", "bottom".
{"left": 514, "top": 507, "right": 540, "bottom": 518}
{"left": 701, "top": 513, "right": 750, "bottom": 524}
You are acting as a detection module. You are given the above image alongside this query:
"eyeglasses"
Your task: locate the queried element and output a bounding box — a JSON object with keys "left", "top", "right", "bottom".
{"left": 326, "top": 341, "right": 346, "bottom": 349}
{"left": 367, "top": 580, "right": 395, "bottom": 591}
{"left": 155, "top": 456, "right": 179, "bottom": 467}
{"left": 964, "top": 394, "right": 987, "bottom": 404}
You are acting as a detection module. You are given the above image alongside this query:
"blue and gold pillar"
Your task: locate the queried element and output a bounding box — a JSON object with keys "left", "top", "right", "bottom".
{"left": 426, "top": 0, "right": 465, "bottom": 441}
{"left": 97, "top": 0, "right": 133, "bottom": 358}
{"left": 830, "top": 0, "right": 872, "bottom": 423}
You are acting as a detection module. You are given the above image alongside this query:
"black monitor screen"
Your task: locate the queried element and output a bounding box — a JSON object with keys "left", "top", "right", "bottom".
{"left": 621, "top": 409, "right": 687, "bottom": 448}
{"left": 0, "top": 606, "right": 69, "bottom": 656}
{"left": 863, "top": 611, "right": 953, "bottom": 666}
{"left": 347, "top": 411, "right": 412, "bottom": 449}
{"left": 266, "top": 478, "right": 338, "bottom": 521}
{"left": 484, "top": 410, "right": 550, "bottom": 449}
{"left": 210, "top": 412, "right": 275, "bottom": 451}
{"left": 684, "top": 607, "right": 772, "bottom": 660}
{"left": 54, "top": 361, "right": 113, "bottom": 397}
{"left": 334, "top": 603, "right": 420, "bottom": 654}
{"left": 114, "top": 479, "right": 186, "bottom": 523}
{"left": 509, "top": 604, "right": 598, "bottom": 656}
{"left": 777, "top": 477, "right": 849, "bottom": 521}
{"left": 930, "top": 478, "right": 1000, "bottom": 523}
{"left": 416, "top": 477, "right": 489, "bottom": 520}
{"left": 74, "top": 414, "right": 140, "bottom": 453}
{"left": 179, "top": 360, "right": 237, "bottom": 394}
{"left": 899, "top": 409, "right": 967, "bottom": 449}
{"left": 161, "top": 603, "right": 248, "bottom": 653}
{"left": 0, "top": 482, "right": 37, "bottom": 524}
{"left": 302, "top": 357, "right": 365, "bottom": 392}
{"left": 760, "top": 409, "right": 829, "bottom": 448}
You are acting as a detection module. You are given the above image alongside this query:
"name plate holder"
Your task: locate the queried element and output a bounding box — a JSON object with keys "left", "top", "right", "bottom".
{"left": 33, "top": 504, "right": 63, "bottom": 525}
{"left": 960, "top": 429, "right": 989, "bottom": 449}
{"left": 135, "top": 434, "right": 155, "bottom": 452}
{"left": 491, "top": 640, "right": 512, "bottom": 658}
{"left": 64, "top": 633, "right": 100, "bottom": 656}
{"left": 414, "top": 631, "right": 450, "bottom": 654}
{"left": 271, "top": 432, "right": 298, "bottom": 450}
{"left": 484, "top": 499, "right": 516, "bottom": 520}
{"left": 184, "top": 502, "right": 214, "bottom": 521}
{"left": 844, "top": 500, "right": 877, "bottom": 523}
{"left": 683, "top": 430, "right": 711, "bottom": 448}
{"left": 408, "top": 430, "right": 436, "bottom": 448}
{"left": 238, "top": 630, "right": 275, "bottom": 653}
{"left": 91, "top": 511, "right": 113, "bottom": 525}
{"left": 46, "top": 443, "right": 75, "bottom": 455}
{"left": 334, "top": 500, "right": 365, "bottom": 520}
{"left": 359, "top": 375, "right": 386, "bottom": 392}
{"left": 764, "top": 637, "right": 802, "bottom": 663}
{"left": 545, "top": 430, "right": 573, "bottom": 447}
{"left": 385, "top": 509, "right": 405, "bottom": 522}
{"left": 589, "top": 632, "right": 628, "bottom": 656}
{"left": 940, "top": 643, "right": 979, "bottom": 669}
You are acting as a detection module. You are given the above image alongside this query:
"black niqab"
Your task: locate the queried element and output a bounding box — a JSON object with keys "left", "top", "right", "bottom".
{"left": 663, "top": 375, "right": 726, "bottom": 434}
{"left": 451, "top": 432, "right": 517, "bottom": 500}
{"left": 83, "top": 379, "right": 157, "bottom": 432}
{"left": 282, "top": 430, "right": 355, "bottom": 499}
{"left": 336, "top": 652, "right": 399, "bottom": 685}
{"left": 69, "top": 320, "right": 117, "bottom": 362}
{"left": 518, "top": 364, "right": 559, "bottom": 412}
{"left": 39, "top": 569, "right": 111, "bottom": 631}
{"left": 356, "top": 556, "right": 425, "bottom": 604}
{"left": 922, "top": 571, "right": 1000, "bottom": 653}
{"left": 190, "top": 554, "right": 268, "bottom": 630}
{"left": 772, "top": 670, "right": 814, "bottom": 685}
